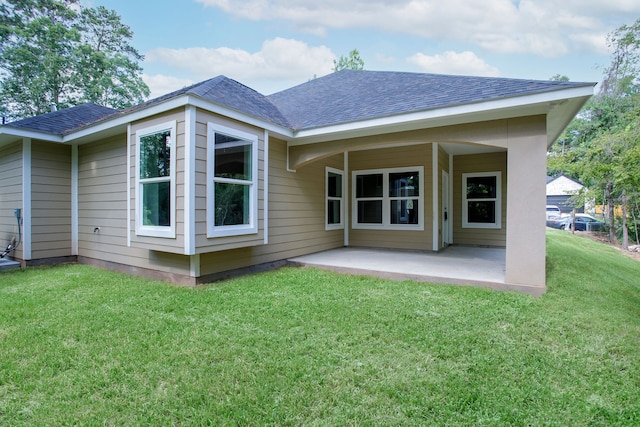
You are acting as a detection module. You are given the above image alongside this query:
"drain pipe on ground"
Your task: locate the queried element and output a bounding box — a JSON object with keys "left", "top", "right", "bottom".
{"left": 1, "top": 209, "right": 22, "bottom": 259}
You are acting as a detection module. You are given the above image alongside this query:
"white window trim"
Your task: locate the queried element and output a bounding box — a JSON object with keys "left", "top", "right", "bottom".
{"left": 135, "top": 120, "right": 176, "bottom": 238}
{"left": 326, "top": 167, "right": 344, "bottom": 230}
{"left": 352, "top": 166, "right": 424, "bottom": 231}
{"left": 462, "top": 171, "right": 502, "bottom": 229}
{"left": 207, "top": 123, "right": 259, "bottom": 238}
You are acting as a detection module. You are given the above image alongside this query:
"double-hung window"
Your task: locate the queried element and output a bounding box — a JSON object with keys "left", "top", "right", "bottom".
{"left": 136, "top": 121, "right": 176, "bottom": 238}
{"left": 207, "top": 123, "right": 258, "bottom": 237}
{"left": 326, "top": 167, "right": 344, "bottom": 230}
{"left": 352, "top": 166, "right": 423, "bottom": 230}
{"left": 462, "top": 172, "right": 502, "bottom": 229}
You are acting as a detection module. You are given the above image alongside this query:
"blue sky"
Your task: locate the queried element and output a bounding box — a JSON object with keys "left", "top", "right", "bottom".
{"left": 87, "top": 0, "right": 640, "bottom": 98}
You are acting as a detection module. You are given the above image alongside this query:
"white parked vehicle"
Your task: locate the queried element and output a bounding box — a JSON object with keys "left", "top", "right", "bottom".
{"left": 546, "top": 205, "right": 562, "bottom": 219}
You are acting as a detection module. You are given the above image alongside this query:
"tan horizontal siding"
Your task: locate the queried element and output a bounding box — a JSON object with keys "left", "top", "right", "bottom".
{"left": 438, "top": 146, "right": 450, "bottom": 248}
{"left": 79, "top": 172, "right": 127, "bottom": 188}
{"left": 348, "top": 144, "right": 433, "bottom": 251}
{"left": 77, "top": 203, "right": 127, "bottom": 218}
{"left": 30, "top": 141, "right": 71, "bottom": 259}
{"left": 194, "top": 111, "right": 265, "bottom": 252}
{"left": 129, "top": 110, "right": 186, "bottom": 253}
{"left": 29, "top": 229, "right": 71, "bottom": 241}
{"left": 453, "top": 152, "right": 507, "bottom": 247}
{"left": 80, "top": 247, "right": 190, "bottom": 275}
{"left": 200, "top": 139, "right": 344, "bottom": 276}
{"left": 78, "top": 135, "right": 190, "bottom": 276}
{"left": 0, "top": 142, "right": 23, "bottom": 260}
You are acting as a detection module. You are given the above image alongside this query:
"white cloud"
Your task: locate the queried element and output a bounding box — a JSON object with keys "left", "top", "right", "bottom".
{"left": 142, "top": 74, "right": 195, "bottom": 99}
{"left": 145, "top": 37, "right": 335, "bottom": 93}
{"left": 195, "top": 0, "right": 639, "bottom": 57}
{"left": 407, "top": 51, "right": 500, "bottom": 77}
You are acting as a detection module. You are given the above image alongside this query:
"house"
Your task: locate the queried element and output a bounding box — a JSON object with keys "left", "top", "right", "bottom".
{"left": 546, "top": 174, "right": 584, "bottom": 213}
{"left": 0, "top": 70, "right": 594, "bottom": 293}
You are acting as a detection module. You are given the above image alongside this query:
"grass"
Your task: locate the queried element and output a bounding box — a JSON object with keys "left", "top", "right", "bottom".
{"left": 1, "top": 230, "right": 639, "bottom": 425}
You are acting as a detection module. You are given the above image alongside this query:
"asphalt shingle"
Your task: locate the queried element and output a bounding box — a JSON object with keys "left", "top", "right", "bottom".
{"left": 5, "top": 103, "right": 118, "bottom": 135}
{"left": 120, "top": 76, "right": 291, "bottom": 128}
{"left": 267, "top": 70, "right": 593, "bottom": 130}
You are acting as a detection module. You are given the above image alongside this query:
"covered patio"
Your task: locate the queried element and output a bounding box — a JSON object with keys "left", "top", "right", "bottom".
{"left": 289, "top": 246, "right": 543, "bottom": 296}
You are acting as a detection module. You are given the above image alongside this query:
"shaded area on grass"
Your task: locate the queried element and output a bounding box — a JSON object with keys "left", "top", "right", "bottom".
{"left": 1, "top": 230, "right": 639, "bottom": 425}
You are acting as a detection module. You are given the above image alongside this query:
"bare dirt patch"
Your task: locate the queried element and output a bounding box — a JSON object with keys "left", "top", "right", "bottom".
{"left": 578, "top": 231, "right": 640, "bottom": 262}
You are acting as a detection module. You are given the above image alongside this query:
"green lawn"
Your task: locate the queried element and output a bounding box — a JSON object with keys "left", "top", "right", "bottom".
{"left": 1, "top": 230, "right": 639, "bottom": 425}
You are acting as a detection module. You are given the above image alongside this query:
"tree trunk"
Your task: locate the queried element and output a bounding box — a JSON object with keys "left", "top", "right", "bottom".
{"left": 634, "top": 200, "right": 640, "bottom": 245}
{"left": 621, "top": 191, "right": 629, "bottom": 250}
{"left": 606, "top": 181, "right": 617, "bottom": 243}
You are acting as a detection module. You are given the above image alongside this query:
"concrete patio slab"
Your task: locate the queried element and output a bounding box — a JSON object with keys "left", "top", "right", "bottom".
{"left": 289, "top": 246, "right": 545, "bottom": 296}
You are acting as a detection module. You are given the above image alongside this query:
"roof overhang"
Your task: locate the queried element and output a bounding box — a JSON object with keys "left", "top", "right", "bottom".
{"left": 0, "top": 127, "right": 62, "bottom": 147}
{"left": 287, "top": 84, "right": 595, "bottom": 147}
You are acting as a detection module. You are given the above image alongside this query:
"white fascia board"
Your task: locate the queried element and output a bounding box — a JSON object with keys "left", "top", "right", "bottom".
{"left": 66, "top": 96, "right": 189, "bottom": 143}
{"left": 289, "top": 85, "right": 595, "bottom": 146}
{"left": 0, "top": 127, "right": 62, "bottom": 143}
{"left": 65, "top": 95, "right": 293, "bottom": 144}
{"left": 188, "top": 97, "right": 293, "bottom": 139}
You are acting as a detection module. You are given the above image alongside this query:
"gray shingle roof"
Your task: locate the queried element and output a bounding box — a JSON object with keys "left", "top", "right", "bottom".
{"left": 2, "top": 70, "right": 593, "bottom": 136}
{"left": 5, "top": 103, "right": 118, "bottom": 135}
{"left": 120, "top": 75, "right": 291, "bottom": 128}
{"left": 268, "top": 70, "right": 594, "bottom": 130}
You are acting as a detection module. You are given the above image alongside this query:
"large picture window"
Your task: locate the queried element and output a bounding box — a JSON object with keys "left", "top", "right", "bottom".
{"left": 326, "top": 167, "right": 344, "bottom": 230}
{"left": 208, "top": 123, "right": 258, "bottom": 237}
{"left": 462, "top": 172, "right": 502, "bottom": 229}
{"left": 352, "top": 167, "right": 423, "bottom": 230}
{"left": 136, "top": 121, "right": 176, "bottom": 238}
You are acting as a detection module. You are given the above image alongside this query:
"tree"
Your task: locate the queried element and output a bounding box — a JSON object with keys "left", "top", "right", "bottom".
{"left": 548, "top": 18, "right": 640, "bottom": 246}
{"left": 600, "top": 18, "right": 640, "bottom": 96}
{"left": 333, "top": 49, "right": 365, "bottom": 72}
{"left": 74, "top": 6, "right": 148, "bottom": 109}
{"left": 0, "top": 0, "right": 149, "bottom": 120}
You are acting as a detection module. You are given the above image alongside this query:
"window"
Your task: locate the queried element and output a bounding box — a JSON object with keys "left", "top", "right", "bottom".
{"left": 136, "top": 121, "right": 176, "bottom": 238}
{"left": 326, "top": 167, "right": 344, "bottom": 230}
{"left": 462, "top": 172, "right": 502, "bottom": 229}
{"left": 352, "top": 167, "right": 423, "bottom": 230}
{"left": 208, "top": 123, "right": 258, "bottom": 237}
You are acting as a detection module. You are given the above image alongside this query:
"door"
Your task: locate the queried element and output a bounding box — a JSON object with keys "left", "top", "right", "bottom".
{"left": 442, "top": 170, "right": 450, "bottom": 247}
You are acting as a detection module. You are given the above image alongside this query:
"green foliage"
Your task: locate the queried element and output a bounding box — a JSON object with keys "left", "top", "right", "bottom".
{"left": 548, "top": 18, "right": 640, "bottom": 244}
{"left": 1, "top": 231, "right": 640, "bottom": 425}
{"left": 0, "top": 0, "right": 149, "bottom": 120}
{"left": 333, "top": 48, "right": 365, "bottom": 71}
{"left": 601, "top": 18, "right": 640, "bottom": 96}
{"left": 215, "top": 182, "right": 248, "bottom": 226}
